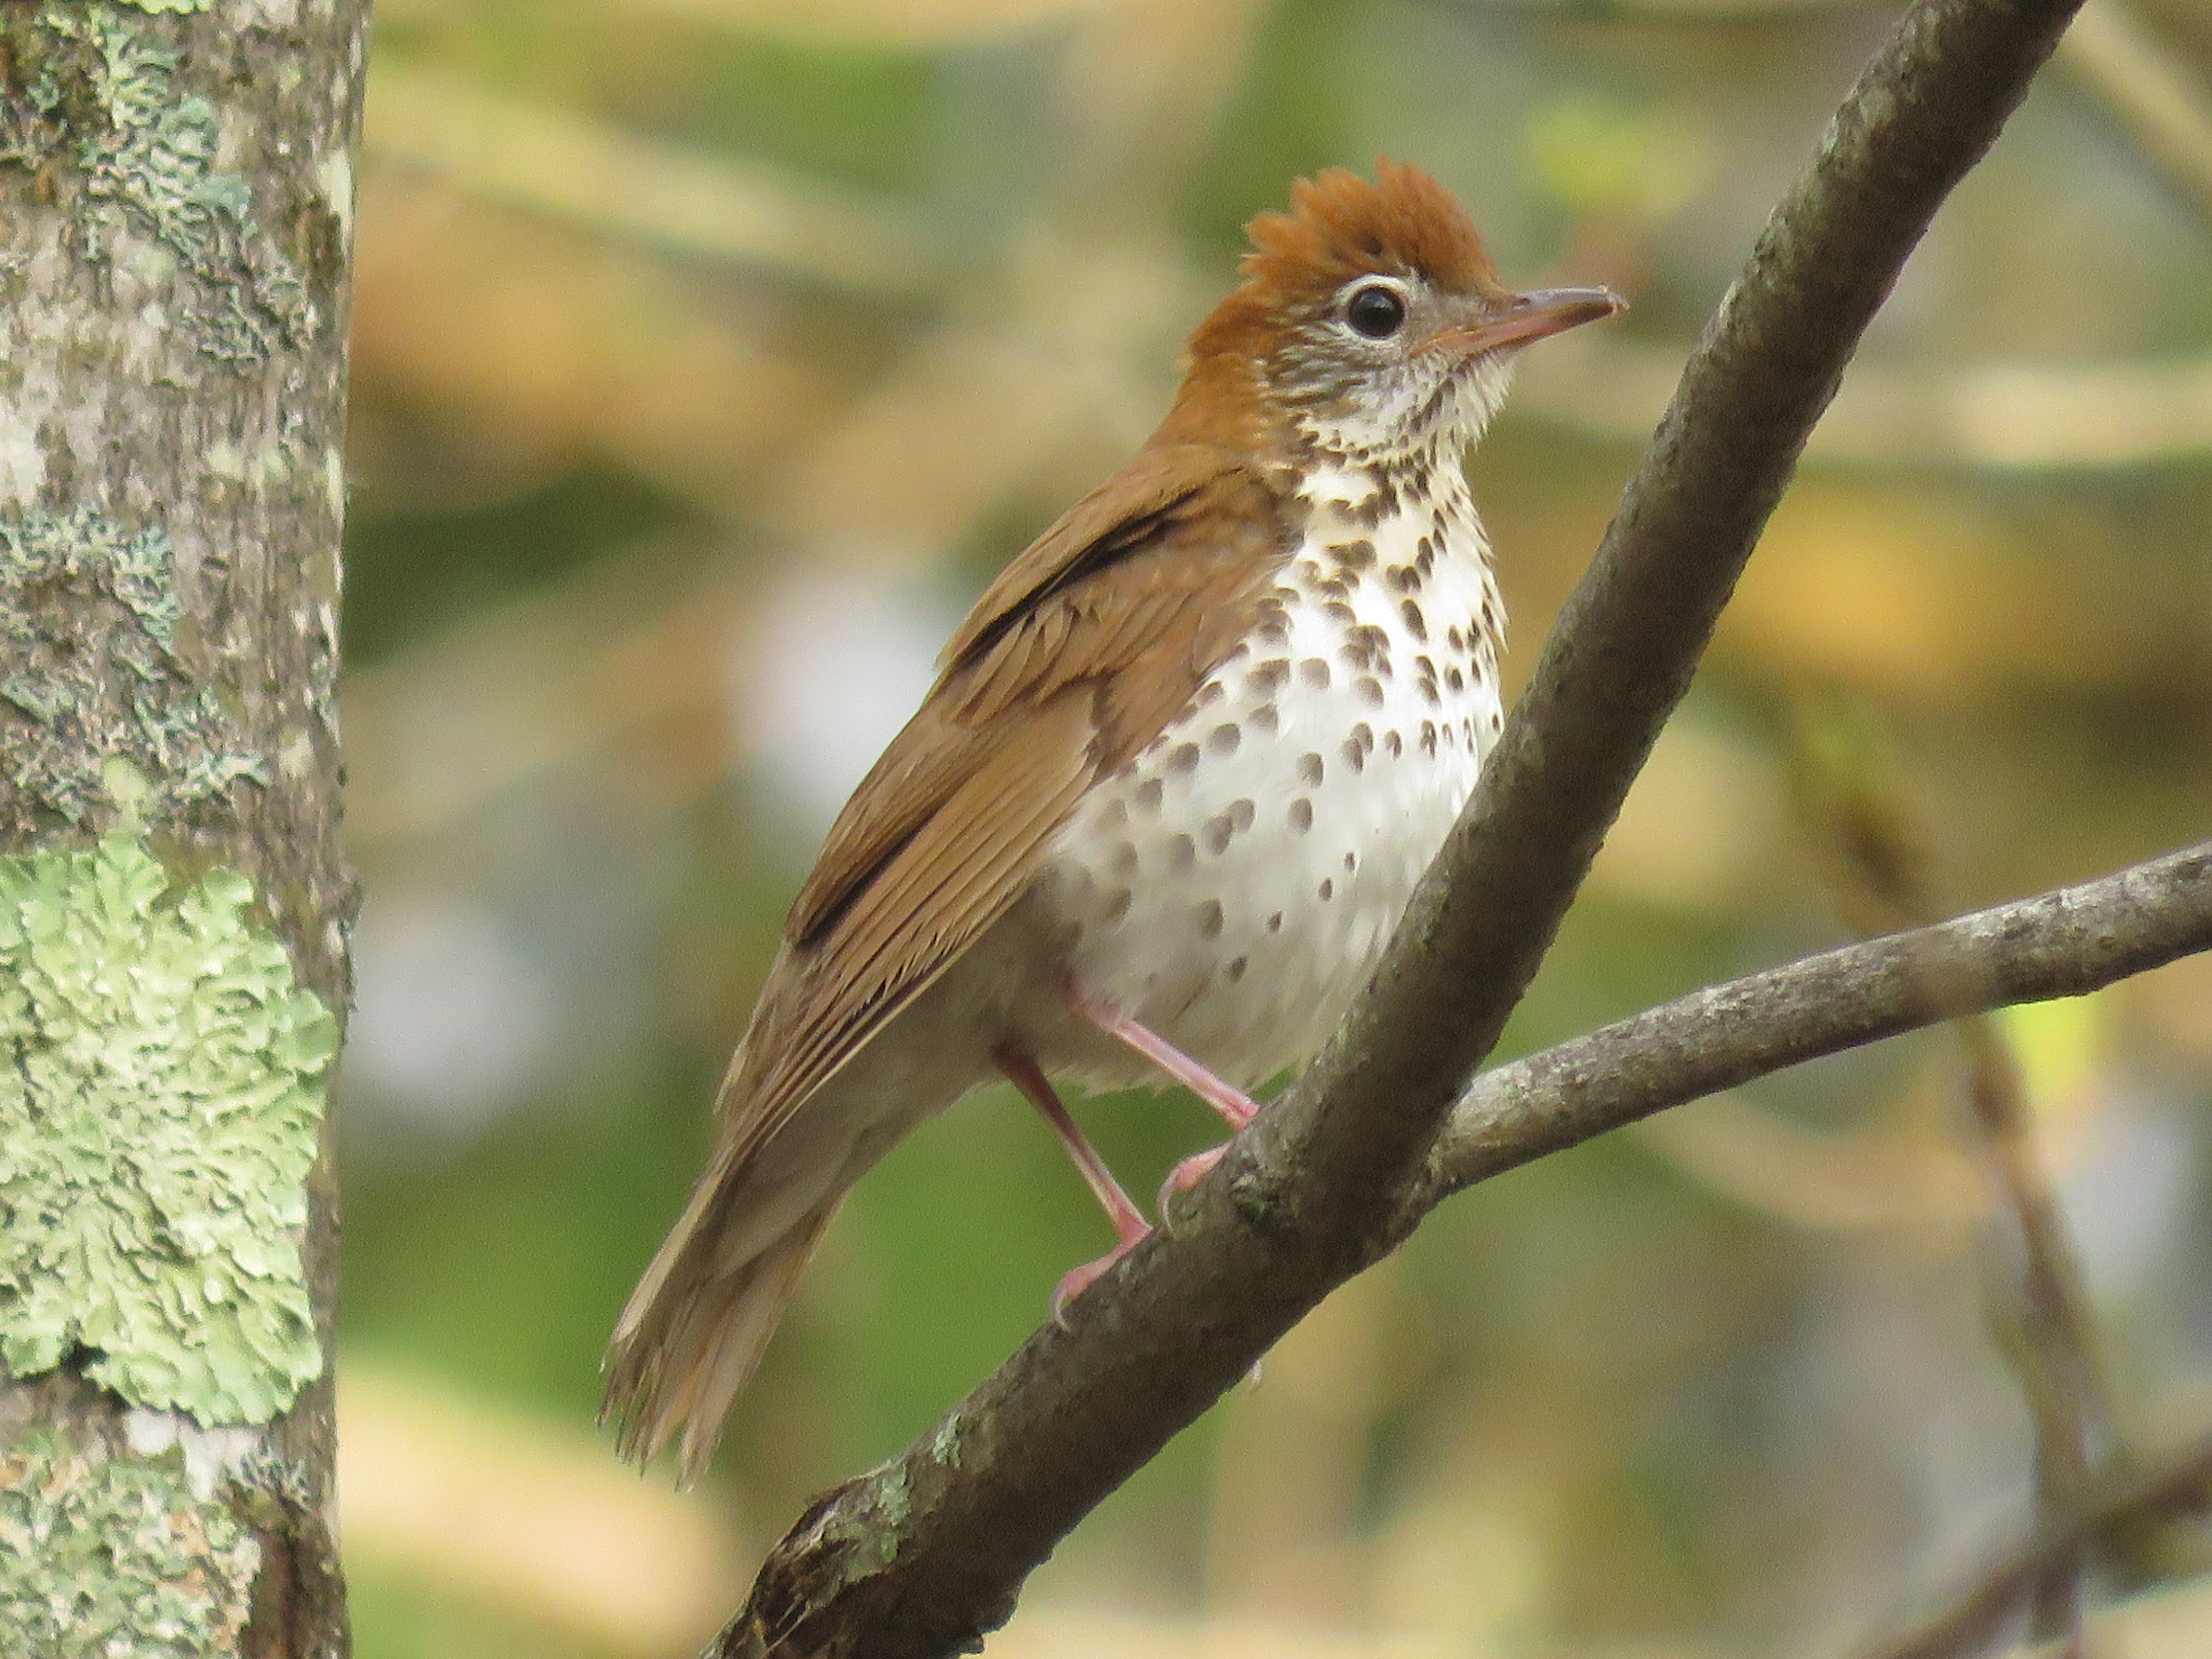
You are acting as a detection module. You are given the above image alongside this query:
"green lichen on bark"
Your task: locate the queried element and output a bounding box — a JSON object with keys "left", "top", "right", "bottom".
{"left": 0, "top": 1429, "right": 257, "bottom": 1658}
{"left": 5, "top": 3, "right": 311, "bottom": 361}
{"left": 0, "top": 834, "right": 335, "bottom": 1425}
{"left": 0, "top": 506, "right": 264, "bottom": 826}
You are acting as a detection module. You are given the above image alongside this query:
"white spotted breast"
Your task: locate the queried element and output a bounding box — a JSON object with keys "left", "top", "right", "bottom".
{"left": 1037, "top": 453, "right": 1506, "bottom": 1092}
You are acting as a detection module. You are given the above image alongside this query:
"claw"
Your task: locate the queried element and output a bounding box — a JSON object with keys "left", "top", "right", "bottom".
{"left": 1052, "top": 1233, "right": 1145, "bottom": 1323}
{"left": 1157, "top": 1142, "right": 1228, "bottom": 1224}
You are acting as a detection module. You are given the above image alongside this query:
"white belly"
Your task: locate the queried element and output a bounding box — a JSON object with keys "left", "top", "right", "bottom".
{"left": 1037, "top": 476, "right": 1504, "bottom": 1092}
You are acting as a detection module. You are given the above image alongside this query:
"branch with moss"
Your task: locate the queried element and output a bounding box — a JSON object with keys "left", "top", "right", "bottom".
{"left": 707, "top": 0, "right": 2133, "bottom": 1649}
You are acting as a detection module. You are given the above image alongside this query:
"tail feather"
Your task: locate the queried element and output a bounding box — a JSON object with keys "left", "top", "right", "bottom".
{"left": 602, "top": 1168, "right": 842, "bottom": 1484}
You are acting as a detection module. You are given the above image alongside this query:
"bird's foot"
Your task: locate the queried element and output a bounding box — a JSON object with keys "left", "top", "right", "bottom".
{"left": 1157, "top": 1142, "right": 1228, "bottom": 1222}
{"left": 1053, "top": 1229, "right": 1148, "bottom": 1324}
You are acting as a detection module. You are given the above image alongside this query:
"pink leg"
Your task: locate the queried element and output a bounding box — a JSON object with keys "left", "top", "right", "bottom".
{"left": 1071, "top": 998, "right": 1259, "bottom": 1129}
{"left": 994, "top": 1044, "right": 1150, "bottom": 1318}
{"left": 1070, "top": 999, "right": 1260, "bottom": 1213}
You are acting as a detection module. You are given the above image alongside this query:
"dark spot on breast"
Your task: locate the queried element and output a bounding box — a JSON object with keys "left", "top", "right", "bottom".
{"left": 1171, "top": 833, "right": 1196, "bottom": 870}
{"left": 1416, "top": 541, "right": 1436, "bottom": 577}
{"left": 1331, "top": 538, "right": 1376, "bottom": 570}
{"left": 1250, "top": 658, "right": 1291, "bottom": 692}
{"left": 1419, "top": 679, "right": 1441, "bottom": 706}
{"left": 1324, "top": 600, "right": 1357, "bottom": 625}
{"left": 1298, "top": 752, "right": 1324, "bottom": 787}
{"left": 1104, "top": 889, "right": 1132, "bottom": 923}
{"left": 1196, "top": 899, "right": 1224, "bottom": 939}
{"left": 1289, "top": 797, "right": 1314, "bottom": 832}
{"left": 1384, "top": 729, "right": 1403, "bottom": 758}
{"left": 1228, "top": 797, "right": 1255, "bottom": 832}
{"left": 1226, "top": 956, "right": 1248, "bottom": 983}
{"left": 1134, "top": 778, "right": 1164, "bottom": 813}
{"left": 1096, "top": 798, "right": 1128, "bottom": 830}
{"left": 1342, "top": 723, "right": 1372, "bottom": 772}
{"left": 1446, "top": 666, "right": 1464, "bottom": 693}
{"left": 1420, "top": 720, "right": 1437, "bottom": 756}
{"left": 1446, "top": 625, "right": 1465, "bottom": 652}
{"left": 1354, "top": 675, "right": 1383, "bottom": 707}
{"left": 1401, "top": 600, "right": 1427, "bottom": 642}
{"left": 1205, "top": 814, "right": 1235, "bottom": 855}
{"left": 1316, "top": 576, "right": 1352, "bottom": 602}
{"left": 1299, "top": 658, "right": 1331, "bottom": 690}
{"left": 1267, "top": 911, "right": 1284, "bottom": 933}
{"left": 1350, "top": 484, "right": 1397, "bottom": 528}
{"left": 1196, "top": 681, "right": 1225, "bottom": 706}
{"left": 1168, "top": 743, "right": 1201, "bottom": 774}
{"left": 1111, "top": 841, "right": 1139, "bottom": 875}
{"left": 1209, "top": 723, "right": 1241, "bottom": 756}
{"left": 1249, "top": 702, "right": 1279, "bottom": 734}
{"left": 1318, "top": 877, "right": 1334, "bottom": 901}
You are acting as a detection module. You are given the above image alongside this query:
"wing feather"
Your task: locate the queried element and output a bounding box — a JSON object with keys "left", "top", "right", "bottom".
{"left": 720, "top": 442, "right": 1290, "bottom": 1166}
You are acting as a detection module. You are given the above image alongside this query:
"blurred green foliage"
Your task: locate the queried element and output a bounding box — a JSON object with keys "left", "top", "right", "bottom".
{"left": 334, "top": 0, "right": 2212, "bottom": 1652}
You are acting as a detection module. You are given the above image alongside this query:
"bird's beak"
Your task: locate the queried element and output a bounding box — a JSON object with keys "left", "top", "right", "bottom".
{"left": 1426, "top": 285, "right": 1626, "bottom": 359}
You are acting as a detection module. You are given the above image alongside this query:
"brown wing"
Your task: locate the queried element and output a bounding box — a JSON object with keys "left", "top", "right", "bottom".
{"left": 724, "top": 440, "right": 1291, "bottom": 1162}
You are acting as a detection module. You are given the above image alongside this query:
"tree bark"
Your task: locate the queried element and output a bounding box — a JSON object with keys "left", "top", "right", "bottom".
{"left": 0, "top": 3, "right": 363, "bottom": 1655}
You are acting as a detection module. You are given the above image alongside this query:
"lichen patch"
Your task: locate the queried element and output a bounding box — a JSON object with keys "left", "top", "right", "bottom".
{"left": 0, "top": 833, "right": 335, "bottom": 1425}
{"left": 0, "top": 1430, "right": 259, "bottom": 1658}
{"left": 14, "top": 5, "right": 312, "bottom": 362}
{"left": 0, "top": 505, "right": 265, "bottom": 827}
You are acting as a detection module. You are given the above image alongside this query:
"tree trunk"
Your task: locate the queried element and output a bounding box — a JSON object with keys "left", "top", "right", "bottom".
{"left": 0, "top": 2, "right": 363, "bottom": 1654}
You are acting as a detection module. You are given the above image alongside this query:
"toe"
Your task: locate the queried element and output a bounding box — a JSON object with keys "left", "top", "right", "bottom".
{"left": 1157, "top": 1143, "right": 1228, "bottom": 1219}
{"left": 1052, "top": 1232, "right": 1146, "bottom": 1324}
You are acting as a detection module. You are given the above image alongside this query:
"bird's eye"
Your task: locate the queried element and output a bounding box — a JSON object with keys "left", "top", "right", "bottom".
{"left": 1345, "top": 283, "right": 1407, "bottom": 340}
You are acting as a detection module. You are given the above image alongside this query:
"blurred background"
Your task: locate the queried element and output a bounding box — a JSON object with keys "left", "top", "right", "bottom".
{"left": 333, "top": 0, "right": 2212, "bottom": 1652}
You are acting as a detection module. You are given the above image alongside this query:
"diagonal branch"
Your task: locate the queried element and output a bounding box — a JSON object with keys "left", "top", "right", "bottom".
{"left": 712, "top": 0, "right": 2101, "bottom": 1651}
{"left": 719, "top": 844, "right": 2212, "bottom": 1656}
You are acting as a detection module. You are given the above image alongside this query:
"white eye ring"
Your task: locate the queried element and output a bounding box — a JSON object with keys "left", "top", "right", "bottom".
{"left": 1341, "top": 278, "right": 1411, "bottom": 340}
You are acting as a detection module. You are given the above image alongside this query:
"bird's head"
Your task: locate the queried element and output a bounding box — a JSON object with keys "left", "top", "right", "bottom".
{"left": 1171, "top": 159, "right": 1623, "bottom": 462}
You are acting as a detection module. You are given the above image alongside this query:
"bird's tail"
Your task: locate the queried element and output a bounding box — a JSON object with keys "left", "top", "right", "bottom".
{"left": 601, "top": 1153, "right": 842, "bottom": 1485}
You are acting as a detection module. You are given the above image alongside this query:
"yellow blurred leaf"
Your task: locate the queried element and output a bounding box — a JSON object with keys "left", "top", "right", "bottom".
{"left": 1997, "top": 992, "right": 2108, "bottom": 1122}
{"left": 1523, "top": 96, "right": 1712, "bottom": 222}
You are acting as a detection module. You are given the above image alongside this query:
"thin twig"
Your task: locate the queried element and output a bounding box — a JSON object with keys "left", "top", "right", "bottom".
{"left": 1791, "top": 704, "right": 2108, "bottom": 1656}
{"left": 2060, "top": 0, "right": 2212, "bottom": 234}
{"left": 1856, "top": 1428, "right": 2212, "bottom": 1659}
{"left": 1419, "top": 841, "right": 2212, "bottom": 1202}
{"left": 712, "top": 0, "right": 2104, "bottom": 1648}
{"left": 1955, "top": 1018, "right": 2101, "bottom": 1654}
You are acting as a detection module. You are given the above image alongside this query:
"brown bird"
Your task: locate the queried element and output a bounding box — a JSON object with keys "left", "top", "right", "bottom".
{"left": 604, "top": 160, "right": 1623, "bottom": 1479}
